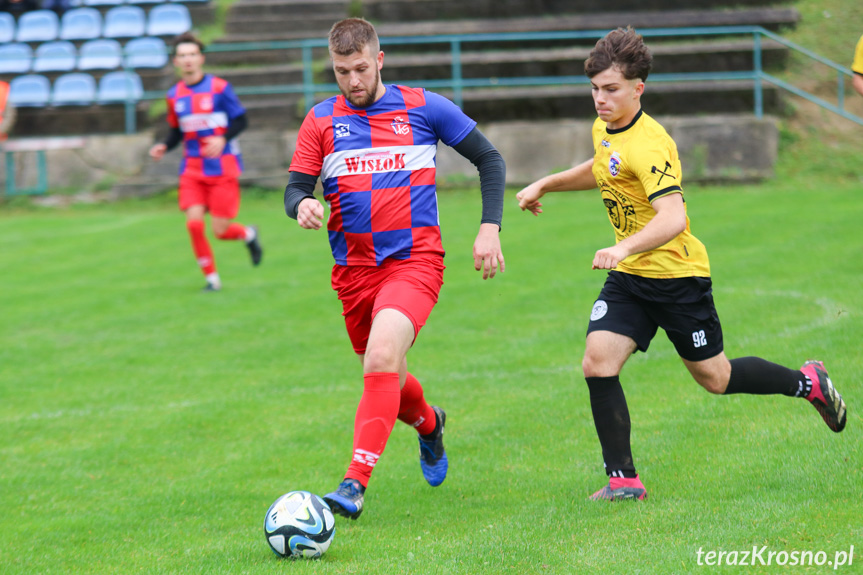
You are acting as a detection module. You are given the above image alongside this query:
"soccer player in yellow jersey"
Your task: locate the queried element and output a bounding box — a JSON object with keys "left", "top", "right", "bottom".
{"left": 517, "top": 27, "right": 847, "bottom": 501}
{"left": 852, "top": 34, "right": 863, "bottom": 97}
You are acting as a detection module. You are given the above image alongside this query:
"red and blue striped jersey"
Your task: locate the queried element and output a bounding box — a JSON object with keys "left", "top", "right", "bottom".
{"left": 166, "top": 74, "right": 245, "bottom": 178}
{"left": 289, "top": 85, "right": 476, "bottom": 266}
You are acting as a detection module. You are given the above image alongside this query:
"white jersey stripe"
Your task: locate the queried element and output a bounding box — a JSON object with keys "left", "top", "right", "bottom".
{"left": 179, "top": 111, "right": 229, "bottom": 133}
{"left": 321, "top": 144, "right": 437, "bottom": 181}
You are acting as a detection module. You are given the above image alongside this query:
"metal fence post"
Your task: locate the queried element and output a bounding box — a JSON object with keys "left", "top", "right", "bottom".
{"left": 753, "top": 31, "right": 763, "bottom": 119}
{"left": 450, "top": 39, "right": 463, "bottom": 108}
{"left": 303, "top": 43, "right": 315, "bottom": 113}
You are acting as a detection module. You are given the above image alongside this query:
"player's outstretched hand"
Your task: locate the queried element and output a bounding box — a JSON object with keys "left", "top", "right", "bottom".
{"left": 473, "top": 223, "right": 505, "bottom": 280}
{"left": 149, "top": 143, "right": 167, "bottom": 161}
{"left": 297, "top": 197, "right": 325, "bottom": 230}
{"left": 516, "top": 183, "right": 544, "bottom": 216}
{"left": 201, "top": 136, "right": 227, "bottom": 158}
{"left": 592, "top": 245, "right": 628, "bottom": 270}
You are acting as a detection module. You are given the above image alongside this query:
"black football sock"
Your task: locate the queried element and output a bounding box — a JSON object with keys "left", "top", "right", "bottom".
{"left": 724, "top": 356, "right": 807, "bottom": 397}
{"left": 585, "top": 376, "right": 637, "bottom": 478}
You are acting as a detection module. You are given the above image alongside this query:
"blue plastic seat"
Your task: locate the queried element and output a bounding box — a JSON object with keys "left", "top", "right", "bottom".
{"left": 0, "top": 12, "right": 15, "bottom": 44}
{"left": 83, "top": 0, "right": 123, "bottom": 6}
{"left": 59, "top": 7, "right": 102, "bottom": 41}
{"left": 124, "top": 36, "right": 168, "bottom": 69}
{"left": 146, "top": 4, "right": 191, "bottom": 36}
{"left": 128, "top": 0, "right": 166, "bottom": 4}
{"left": 32, "top": 41, "right": 78, "bottom": 73}
{"left": 15, "top": 10, "right": 60, "bottom": 43}
{"left": 97, "top": 70, "right": 144, "bottom": 103}
{"left": 51, "top": 72, "right": 97, "bottom": 106}
{"left": 8, "top": 75, "right": 51, "bottom": 107}
{"left": 78, "top": 39, "right": 123, "bottom": 70}
{"left": 103, "top": 5, "right": 147, "bottom": 39}
{"left": 0, "top": 43, "right": 33, "bottom": 75}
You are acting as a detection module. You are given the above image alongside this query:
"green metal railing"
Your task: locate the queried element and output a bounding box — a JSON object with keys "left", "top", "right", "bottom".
{"left": 142, "top": 25, "right": 860, "bottom": 132}
{"left": 15, "top": 25, "right": 863, "bottom": 131}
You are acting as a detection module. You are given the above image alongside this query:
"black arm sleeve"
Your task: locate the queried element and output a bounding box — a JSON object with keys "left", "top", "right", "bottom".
{"left": 224, "top": 113, "right": 248, "bottom": 141}
{"left": 451, "top": 127, "right": 506, "bottom": 229}
{"left": 162, "top": 127, "right": 183, "bottom": 152}
{"left": 284, "top": 171, "right": 319, "bottom": 219}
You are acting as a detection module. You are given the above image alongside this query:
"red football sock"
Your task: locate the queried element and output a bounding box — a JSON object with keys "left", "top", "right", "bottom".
{"left": 398, "top": 372, "right": 436, "bottom": 436}
{"left": 186, "top": 219, "right": 215, "bottom": 275}
{"left": 216, "top": 223, "right": 248, "bottom": 241}
{"left": 345, "top": 372, "right": 401, "bottom": 488}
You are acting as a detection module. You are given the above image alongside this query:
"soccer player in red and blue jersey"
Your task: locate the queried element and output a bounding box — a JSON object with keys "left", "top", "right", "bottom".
{"left": 284, "top": 18, "right": 506, "bottom": 519}
{"left": 149, "top": 32, "right": 262, "bottom": 292}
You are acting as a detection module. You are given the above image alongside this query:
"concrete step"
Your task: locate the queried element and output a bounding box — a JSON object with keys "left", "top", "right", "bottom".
{"left": 225, "top": 12, "right": 345, "bottom": 35}
{"left": 209, "top": 63, "right": 305, "bottom": 89}
{"left": 214, "top": 7, "right": 799, "bottom": 43}
{"left": 12, "top": 105, "right": 151, "bottom": 137}
{"left": 228, "top": 0, "right": 347, "bottom": 19}
{"left": 369, "top": 39, "right": 789, "bottom": 83}
{"left": 222, "top": 80, "right": 784, "bottom": 132}
{"left": 361, "top": 0, "right": 784, "bottom": 22}
{"left": 458, "top": 80, "right": 784, "bottom": 121}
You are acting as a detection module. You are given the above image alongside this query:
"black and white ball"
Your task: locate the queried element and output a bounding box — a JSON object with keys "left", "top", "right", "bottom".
{"left": 264, "top": 491, "right": 336, "bottom": 559}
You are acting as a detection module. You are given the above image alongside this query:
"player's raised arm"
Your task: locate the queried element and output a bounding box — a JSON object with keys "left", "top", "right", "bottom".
{"left": 516, "top": 158, "right": 597, "bottom": 215}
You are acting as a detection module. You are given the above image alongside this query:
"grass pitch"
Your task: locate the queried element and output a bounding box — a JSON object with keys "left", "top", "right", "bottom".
{"left": 0, "top": 170, "right": 860, "bottom": 573}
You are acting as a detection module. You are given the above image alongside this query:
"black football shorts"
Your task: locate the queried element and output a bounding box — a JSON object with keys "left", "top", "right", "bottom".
{"left": 586, "top": 271, "right": 724, "bottom": 362}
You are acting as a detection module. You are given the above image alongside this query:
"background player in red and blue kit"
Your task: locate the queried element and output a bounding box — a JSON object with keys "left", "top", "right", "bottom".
{"left": 284, "top": 18, "right": 506, "bottom": 519}
{"left": 149, "top": 32, "right": 262, "bottom": 292}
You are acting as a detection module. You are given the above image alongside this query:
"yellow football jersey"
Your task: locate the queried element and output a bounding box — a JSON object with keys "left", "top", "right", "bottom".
{"left": 590, "top": 110, "right": 710, "bottom": 279}
{"left": 852, "top": 34, "right": 863, "bottom": 75}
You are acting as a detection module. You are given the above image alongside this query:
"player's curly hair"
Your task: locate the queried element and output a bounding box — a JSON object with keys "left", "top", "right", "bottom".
{"left": 329, "top": 18, "right": 380, "bottom": 57}
{"left": 171, "top": 32, "right": 205, "bottom": 57}
{"left": 584, "top": 27, "right": 652, "bottom": 81}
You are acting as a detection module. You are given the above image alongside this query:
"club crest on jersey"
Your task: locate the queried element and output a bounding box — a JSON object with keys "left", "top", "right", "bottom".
{"left": 200, "top": 95, "right": 213, "bottom": 112}
{"left": 609, "top": 151, "right": 621, "bottom": 177}
{"left": 175, "top": 100, "right": 186, "bottom": 113}
{"left": 335, "top": 123, "right": 351, "bottom": 139}
{"left": 391, "top": 116, "right": 411, "bottom": 136}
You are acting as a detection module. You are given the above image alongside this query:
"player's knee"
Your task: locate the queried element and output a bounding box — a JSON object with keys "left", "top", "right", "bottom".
{"left": 696, "top": 373, "right": 728, "bottom": 395}
{"left": 582, "top": 353, "right": 606, "bottom": 378}
{"left": 362, "top": 345, "right": 400, "bottom": 374}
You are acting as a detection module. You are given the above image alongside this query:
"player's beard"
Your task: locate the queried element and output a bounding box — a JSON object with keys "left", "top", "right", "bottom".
{"left": 344, "top": 67, "right": 381, "bottom": 108}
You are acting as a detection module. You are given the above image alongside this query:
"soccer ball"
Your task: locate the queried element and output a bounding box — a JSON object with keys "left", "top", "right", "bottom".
{"left": 263, "top": 491, "right": 336, "bottom": 559}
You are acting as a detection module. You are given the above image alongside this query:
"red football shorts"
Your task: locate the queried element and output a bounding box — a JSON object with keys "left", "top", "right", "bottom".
{"left": 178, "top": 174, "right": 240, "bottom": 219}
{"left": 331, "top": 257, "right": 446, "bottom": 355}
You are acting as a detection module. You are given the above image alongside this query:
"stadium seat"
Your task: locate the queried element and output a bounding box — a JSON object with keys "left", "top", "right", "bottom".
{"left": 78, "top": 39, "right": 123, "bottom": 70}
{"left": 59, "top": 7, "right": 102, "bottom": 41}
{"left": 32, "top": 41, "right": 78, "bottom": 73}
{"left": 15, "top": 10, "right": 60, "bottom": 43}
{"left": 146, "top": 4, "right": 191, "bottom": 36}
{"left": 97, "top": 70, "right": 144, "bottom": 103}
{"left": 0, "top": 12, "right": 15, "bottom": 44}
{"left": 124, "top": 37, "right": 169, "bottom": 69}
{"left": 128, "top": 0, "right": 166, "bottom": 4}
{"left": 103, "top": 5, "right": 147, "bottom": 39}
{"left": 0, "top": 43, "right": 33, "bottom": 75}
{"left": 8, "top": 74, "right": 51, "bottom": 107}
{"left": 83, "top": 0, "right": 124, "bottom": 6}
{"left": 51, "top": 72, "right": 97, "bottom": 106}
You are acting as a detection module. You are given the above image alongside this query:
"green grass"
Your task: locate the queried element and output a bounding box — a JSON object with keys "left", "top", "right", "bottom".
{"left": 3, "top": 2, "right": 863, "bottom": 573}
{"left": 1, "top": 172, "right": 861, "bottom": 574}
